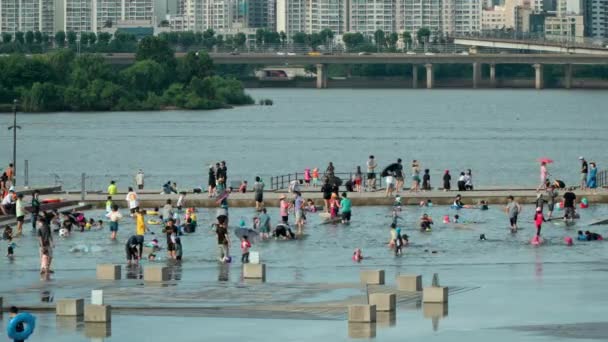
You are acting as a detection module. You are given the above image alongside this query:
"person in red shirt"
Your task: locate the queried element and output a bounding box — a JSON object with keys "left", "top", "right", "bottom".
{"left": 240, "top": 236, "right": 251, "bottom": 263}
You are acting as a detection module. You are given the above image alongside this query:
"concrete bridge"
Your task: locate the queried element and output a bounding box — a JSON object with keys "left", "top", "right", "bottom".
{"left": 454, "top": 37, "right": 608, "bottom": 55}
{"left": 105, "top": 52, "right": 608, "bottom": 90}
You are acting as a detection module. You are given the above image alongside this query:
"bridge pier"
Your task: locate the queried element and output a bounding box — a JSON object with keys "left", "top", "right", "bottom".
{"left": 564, "top": 64, "right": 573, "bottom": 89}
{"left": 472, "top": 62, "right": 481, "bottom": 88}
{"left": 412, "top": 65, "right": 418, "bottom": 89}
{"left": 489, "top": 64, "right": 496, "bottom": 87}
{"left": 533, "top": 64, "right": 544, "bottom": 90}
{"left": 425, "top": 64, "right": 433, "bottom": 89}
{"left": 316, "top": 64, "right": 327, "bottom": 89}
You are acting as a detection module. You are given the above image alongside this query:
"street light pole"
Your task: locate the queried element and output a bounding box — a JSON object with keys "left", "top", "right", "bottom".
{"left": 8, "top": 99, "right": 21, "bottom": 186}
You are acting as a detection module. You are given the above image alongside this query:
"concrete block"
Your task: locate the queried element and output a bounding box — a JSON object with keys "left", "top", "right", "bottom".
{"left": 360, "top": 270, "right": 385, "bottom": 285}
{"left": 56, "top": 298, "right": 84, "bottom": 316}
{"left": 423, "top": 303, "right": 448, "bottom": 318}
{"left": 348, "top": 322, "right": 377, "bottom": 338}
{"left": 91, "top": 290, "right": 103, "bottom": 305}
{"left": 85, "top": 322, "right": 112, "bottom": 338}
{"left": 144, "top": 266, "right": 170, "bottom": 282}
{"left": 423, "top": 287, "right": 449, "bottom": 303}
{"left": 243, "top": 263, "right": 265, "bottom": 280}
{"left": 348, "top": 304, "right": 376, "bottom": 323}
{"left": 249, "top": 251, "right": 260, "bottom": 264}
{"left": 396, "top": 274, "right": 422, "bottom": 292}
{"left": 368, "top": 293, "right": 396, "bottom": 312}
{"left": 96, "top": 264, "right": 121, "bottom": 280}
{"left": 84, "top": 304, "right": 111, "bottom": 323}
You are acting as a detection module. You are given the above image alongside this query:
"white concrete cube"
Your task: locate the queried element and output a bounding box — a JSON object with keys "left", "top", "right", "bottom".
{"left": 423, "top": 287, "right": 449, "bottom": 303}
{"left": 360, "top": 270, "right": 385, "bottom": 285}
{"left": 368, "top": 293, "right": 396, "bottom": 312}
{"left": 348, "top": 304, "right": 376, "bottom": 323}
{"left": 91, "top": 290, "right": 103, "bottom": 305}
{"left": 396, "top": 274, "right": 422, "bottom": 292}
{"left": 144, "top": 266, "right": 170, "bottom": 282}
{"left": 249, "top": 251, "right": 260, "bottom": 264}
{"left": 84, "top": 304, "right": 111, "bottom": 323}
{"left": 96, "top": 264, "right": 121, "bottom": 280}
{"left": 56, "top": 298, "right": 84, "bottom": 316}
{"left": 243, "top": 263, "right": 266, "bottom": 281}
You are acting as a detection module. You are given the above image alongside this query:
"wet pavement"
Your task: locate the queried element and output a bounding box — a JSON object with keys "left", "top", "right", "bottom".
{"left": 1, "top": 205, "right": 607, "bottom": 340}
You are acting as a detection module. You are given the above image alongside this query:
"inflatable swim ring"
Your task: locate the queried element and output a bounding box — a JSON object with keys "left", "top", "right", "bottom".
{"left": 59, "top": 228, "right": 69, "bottom": 238}
{"left": 147, "top": 220, "right": 162, "bottom": 225}
{"left": 7, "top": 312, "right": 36, "bottom": 340}
{"left": 147, "top": 211, "right": 159, "bottom": 216}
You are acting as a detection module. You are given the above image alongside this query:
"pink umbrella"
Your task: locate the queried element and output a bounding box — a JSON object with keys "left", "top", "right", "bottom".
{"left": 537, "top": 157, "right": 553, "bottom": 164}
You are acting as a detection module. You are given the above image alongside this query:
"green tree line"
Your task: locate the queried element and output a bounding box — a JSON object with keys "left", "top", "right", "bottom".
{"left": 0, "top": 36, "right": 253, "bottom": 112}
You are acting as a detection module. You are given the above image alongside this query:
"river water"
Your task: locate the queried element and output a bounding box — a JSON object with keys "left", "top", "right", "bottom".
{"left": 0, "top": 89, "right": 605, "bottom": 190}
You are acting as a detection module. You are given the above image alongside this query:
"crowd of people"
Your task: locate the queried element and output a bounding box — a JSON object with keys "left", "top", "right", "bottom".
{"left": 1, "top": 155, "right": 605, "bottom": 275}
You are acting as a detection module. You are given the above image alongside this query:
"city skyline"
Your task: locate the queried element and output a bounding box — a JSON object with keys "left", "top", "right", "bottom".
{"left": 0, "top": 0, "right": 606, "bottom": 41}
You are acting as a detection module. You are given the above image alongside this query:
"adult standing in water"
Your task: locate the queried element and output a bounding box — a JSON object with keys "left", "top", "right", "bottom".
{"left": 340, "top": 192, "right": 352, "bottom": 224}
{"left": 294, "top": 191, "right": 304, "bottom": 235}
{"left": 321, "top": 179, "right": 332, "bottom": 212}
{"left": 579, "top": 157, "right": 588, "bottom": 190}
{"left": 31, "top": 190, "right": 40, "bottom": 232}
{"left": 208, "top": 165, "right": 216, "bottom": 197}
{"left": 545, "top": 184, "right": 558, "bottom": 219}
{"left": 563, "top": 189, "right": 577, "bottom": 224}
{"left": 135, "top": 169, "right": 145, "bottom": 190}
{"left": 505, "top": 196, "right": 522, "bottom": 233}
{"left": 537, "top": 162, "right": 548, "bottom": 192}
{"left": 253, "top": 176, "right": 264, "bottom": 211}
{"left": 37, "top": 216, "right": 54, "bottom": 274}
{"left": 366, "top": 155, "right": 377, "bottom": 191}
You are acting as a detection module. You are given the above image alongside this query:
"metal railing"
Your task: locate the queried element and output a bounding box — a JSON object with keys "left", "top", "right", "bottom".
{"left": 596, "top": 169, "right": 608, "bottom": 188}
{"left": 269, "top": 172, "right": 384, "bottom": 191}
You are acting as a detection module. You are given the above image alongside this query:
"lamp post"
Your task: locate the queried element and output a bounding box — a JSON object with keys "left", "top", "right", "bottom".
{"left": 8, "top": 99, "right": 20, "bottom": 186}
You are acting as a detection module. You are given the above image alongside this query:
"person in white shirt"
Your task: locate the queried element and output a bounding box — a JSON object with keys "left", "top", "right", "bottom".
{"left": 1, "top": 190, "right": 14, "bottom": 216}
{"left": 135, "top": 169, "right": 145, "bottom": 190}
{"left": 106, "top": 205, "right": 123, "bottom": 240}
{"left": 125, "top": 187, "right": 139, "bottom": 216}
{"left": 177, "top": 192, "right": 186, "bottom": 211}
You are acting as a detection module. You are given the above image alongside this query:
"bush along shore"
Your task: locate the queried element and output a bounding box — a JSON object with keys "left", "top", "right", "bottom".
{"left": 0, "top": 36, "right": 254, "bottom": 112}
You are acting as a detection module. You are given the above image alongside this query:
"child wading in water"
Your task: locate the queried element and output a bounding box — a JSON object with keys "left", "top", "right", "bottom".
{"left": 241, "top": 235, "right": 251, "bottom": 263}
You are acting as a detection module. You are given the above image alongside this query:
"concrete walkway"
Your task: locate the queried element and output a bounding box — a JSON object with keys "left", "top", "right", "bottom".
{"left": 39, "top": 187, "right": 608, "bottom": 208}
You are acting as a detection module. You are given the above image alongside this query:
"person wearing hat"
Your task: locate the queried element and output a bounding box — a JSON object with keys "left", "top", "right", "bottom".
{"left": 580, "top": 157, "right": 588, "bottom": 190}
{"left": 545, "top": 184, "right": 558, "bottom": 219}
{"left": 279, "top": 194, "right": 289, "bottom": 224}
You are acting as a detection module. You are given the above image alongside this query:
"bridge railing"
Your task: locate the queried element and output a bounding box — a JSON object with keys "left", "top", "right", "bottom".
{"left": 460, "top": 32, "right": 608, "bottom": 50}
